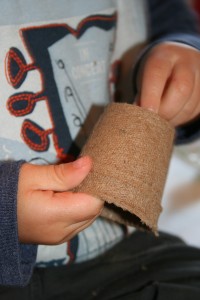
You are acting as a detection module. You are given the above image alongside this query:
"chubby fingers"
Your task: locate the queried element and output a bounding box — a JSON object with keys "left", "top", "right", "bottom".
{"left": 19, "top": 156, "right": 93, "bottom": 192}
{"left": 137, "top": 46, "right": 173, "bottom": 113}
{"left": 50, "top": 192, "right": 103, "bottom": 243}
{"left": 49, "top": 191, "right": 103, "bottom": 223}
{"left": 19, "top": 189, "right": 103, "bottom": 244}
{"left": 137, "top": 43, "right": 200, "bottom": 126}
{"left": 164, "top": 64, "right": 197, "bottom": 126}
{"left": 17, "top": 156, "right": 104, "bottom": 244}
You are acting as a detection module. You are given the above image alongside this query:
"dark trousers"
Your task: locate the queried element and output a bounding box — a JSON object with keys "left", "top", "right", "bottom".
{"left": 1, "top": 231, "right": 200, "bottom": 300}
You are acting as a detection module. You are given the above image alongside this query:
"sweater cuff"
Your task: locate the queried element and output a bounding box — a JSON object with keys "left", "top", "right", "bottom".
{"left": 0, "top": 161, "right": 37, "bottom": 286}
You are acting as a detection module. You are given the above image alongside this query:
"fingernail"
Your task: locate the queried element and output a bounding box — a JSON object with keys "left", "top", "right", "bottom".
{"left": 73, "top": 156, "right": 91, "bottom": 169}
{"left": 148, "top": 106, "right": 158, "bottom": 113}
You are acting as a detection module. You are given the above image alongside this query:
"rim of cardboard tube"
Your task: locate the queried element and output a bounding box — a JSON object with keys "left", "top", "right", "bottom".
{"left": 101, "top": 203, "right": 153, "bottom": 232}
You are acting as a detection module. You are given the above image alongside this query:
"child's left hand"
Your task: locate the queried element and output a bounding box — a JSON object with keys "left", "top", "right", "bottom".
{"left": 136, "top": 42, "right": 200, "bottom": 126}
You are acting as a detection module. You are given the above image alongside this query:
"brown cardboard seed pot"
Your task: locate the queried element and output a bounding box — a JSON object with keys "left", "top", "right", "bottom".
{"left": 75, "top": 102, "right": 175, "bottom": 234}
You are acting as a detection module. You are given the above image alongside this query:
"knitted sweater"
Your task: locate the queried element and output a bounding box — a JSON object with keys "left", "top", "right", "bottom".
{"left": 0, "top": 0, "right": 200, "bottom": 286}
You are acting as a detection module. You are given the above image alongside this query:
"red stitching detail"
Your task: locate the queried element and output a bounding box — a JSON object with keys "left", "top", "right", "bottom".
{"left": 52, "top": 133, "right": 74, "bottom": 162}
{"left": 21, "top": 120, "right": 53, "bottom": 151}
{"left": 18, "top": 15, "right": 116, "bottom": 157}
{"left": 67, "top": 240, "right": 75, "bottom": 264}
{"left": 5, "top": 48, "right": 36, "bottom": 87}
{"left": 7, "top": 92, "right": 44, "bottom": 116}
{"left": 22, "top": 13, "right": 117, "bottom": 38}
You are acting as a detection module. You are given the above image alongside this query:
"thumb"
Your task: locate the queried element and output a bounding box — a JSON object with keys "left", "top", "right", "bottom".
{"left": 21, "top": 156, "right": 92, "bottom": 192}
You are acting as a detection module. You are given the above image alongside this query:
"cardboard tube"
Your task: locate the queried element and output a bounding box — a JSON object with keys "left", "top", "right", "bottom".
{"left": 76, "top": 103, "right": 175, "bottom": 233}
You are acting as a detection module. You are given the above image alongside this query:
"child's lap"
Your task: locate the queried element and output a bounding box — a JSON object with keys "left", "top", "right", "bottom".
{"left": 1, "top": 231, "right": 200, "bottom": 300}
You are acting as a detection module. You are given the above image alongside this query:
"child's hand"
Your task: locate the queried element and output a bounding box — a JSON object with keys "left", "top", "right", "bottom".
{"left": 136, "top": 43, "right": 200, "bottom": 126}
{"left": 17, "top": 156, "right": 103, "bottom": 245}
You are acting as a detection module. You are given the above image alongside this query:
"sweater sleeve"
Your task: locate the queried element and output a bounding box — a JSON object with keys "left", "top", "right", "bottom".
{"left": 133, "top": 0, "right": 200, "bottom": 144}
{"left": 0, "top": 161, "right": 37, "bottom": 286}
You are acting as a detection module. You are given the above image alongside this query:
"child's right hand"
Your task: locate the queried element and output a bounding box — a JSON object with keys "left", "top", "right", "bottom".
{"left": 17, "top": 156, "right": 103, "bottom": 245}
